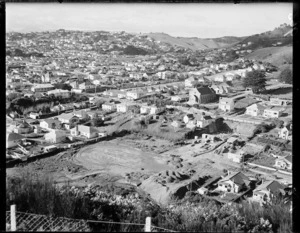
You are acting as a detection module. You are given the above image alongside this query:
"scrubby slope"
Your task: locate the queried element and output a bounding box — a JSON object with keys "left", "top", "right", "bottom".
{"left": 245, "top": 46, "right": 292, "bottom": 67}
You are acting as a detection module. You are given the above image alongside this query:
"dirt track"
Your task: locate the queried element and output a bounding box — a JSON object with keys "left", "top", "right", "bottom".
{"left": 73, "top": 141, "right": 171, "bottom": 176}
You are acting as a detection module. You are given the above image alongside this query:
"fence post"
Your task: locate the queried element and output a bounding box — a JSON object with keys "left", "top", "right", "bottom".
{"left": 10, "top": 204, "right": 16, "bottom": 231}
{"left": 145, "top": 217, "right": 151, "bottom": 232}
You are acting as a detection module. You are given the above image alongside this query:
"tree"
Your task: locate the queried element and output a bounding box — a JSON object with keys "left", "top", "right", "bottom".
{"left": 91, "top": 118, "right": 103, "bottom": 127}
{"left": 279, "top": 67, "right": 292, "bottom": 84}
{"left": 243, "top": 70, "right": 267, "bottom": 93}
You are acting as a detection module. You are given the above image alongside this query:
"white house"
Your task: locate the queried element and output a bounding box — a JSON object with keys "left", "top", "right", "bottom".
{"left": 278, "top": 124, "right": 292, "bottom": 140}
{"left": 40, "top": 119, "right": 57, "bottom": 130}
{"left": 217, "top": 171, "right": 250, "bottom": 193}
{"left": 263, "top": 107, "right": 283, "bottom": 118}
{"left": 140, "top": 105, "right": 151, "bottom": 114}
{"left": 246, "top": 103, "right": 267, "bottom": 117}
{"left": 70, "top": 125, "right": 99, "bottom": 139}
{"left": 195, "top": 114, "right": 213, "bottom": 128}
{"left": 126, "top": 90, "right": 144, "bottom": 100}
{"left": 274, "top": 155, "right": 292, "bottom": 170}
{"left": 102, "top": 103, "right": 117, "bottom": 112}
{"left": 29, "top": 112, "right": 40, "bottom": 119}
{"left": 227, "top": 150, "right": 245, "bottom": 163}
{"left": 44, "top": 129, "right": 66, "bottom": 143}
{"left": 219, "top": 97, "right": 234, "bottom": 112}
{"left": 183, "top": 114, "right": 194, "bottom": 124}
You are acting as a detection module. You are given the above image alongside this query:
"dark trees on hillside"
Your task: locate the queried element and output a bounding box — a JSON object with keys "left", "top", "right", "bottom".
{"left": 279, "top": 67, "right": 292, "bottom": 84}
{"left": 243, "top": 70, "right": 267, "bottom": 93}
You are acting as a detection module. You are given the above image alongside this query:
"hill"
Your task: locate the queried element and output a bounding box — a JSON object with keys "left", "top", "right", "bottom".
{"left": 245, "top": 46, "right": 292, "bottom": 67}
{"left": 145, "top": 33, "right": 243, "bottom": 51}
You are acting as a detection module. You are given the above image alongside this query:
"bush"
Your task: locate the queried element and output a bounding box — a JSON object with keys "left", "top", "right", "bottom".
{"left": 279, "top": 67, "right": 292, "bottom": 84}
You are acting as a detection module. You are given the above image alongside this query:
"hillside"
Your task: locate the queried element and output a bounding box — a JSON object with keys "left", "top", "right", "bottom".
{"left": 245, "top": 46, "right": 292, "bottom": 67}
{"left": 145, "top": 33, "right": 242, "bottom": 51}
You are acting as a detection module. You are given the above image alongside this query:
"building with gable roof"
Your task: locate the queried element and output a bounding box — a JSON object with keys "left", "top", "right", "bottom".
{"left": 189, "top": 86, "right": 216, "bottom": 104}
{"left": 217, "top": 171, "right": 250, "bottom": 193}
{"left": 252, "top": 180, "right": 286, "bottom": 205}
{"left": 70, "top": 125, "right": 99, "bottom": 139}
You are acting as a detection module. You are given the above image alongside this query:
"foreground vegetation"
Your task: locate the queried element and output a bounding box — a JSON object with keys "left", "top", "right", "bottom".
{"left": 6, "top": 172, "right": 292, "bottom": 232}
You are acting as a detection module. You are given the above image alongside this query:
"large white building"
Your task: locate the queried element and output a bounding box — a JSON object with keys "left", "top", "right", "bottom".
{"left": 31, "top": 83, "right": 55, "bottom": 92}
{"left": 47, "top": 89, "right": 70, "bottom": 98}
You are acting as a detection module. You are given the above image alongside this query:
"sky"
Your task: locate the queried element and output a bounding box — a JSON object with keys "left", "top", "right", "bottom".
{"left": 6, "top": 3, "right": 292, "bottom": 38}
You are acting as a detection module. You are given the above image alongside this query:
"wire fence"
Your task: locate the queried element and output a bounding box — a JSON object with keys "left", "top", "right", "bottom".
{"left": 5, "top": 211, "right": 178, "bottom": 232}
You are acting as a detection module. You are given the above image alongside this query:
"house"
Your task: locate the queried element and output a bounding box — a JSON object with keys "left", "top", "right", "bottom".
{"left": 47, "top": 89, "right": 70, "bottom": 98}
{"left": 245, "top": 103, "right": 267, "bottom": 117}
{"left": 263, "top": 107, "right": 283, "bottom": 118}
{"left": 78, "top": 80, "right": 95, "bottom": 90}
{"left": 252, "top": 180, "right": 286, "bottom": 205}
{"left": 39, "top": 119, "right": 57, "bottom": 130}
{"left": 185, "top": 76, "right": 199, "bottom": 88}
{"left": 14, "top": 120, "right": 34, "bottom": 134}
{"left": 44, "top": 129, "right": 66, "bottom": 143}
{"left": 31, "top": 83, "right": 55, "bottom": 92}
{"left": 269, "top": 98, "right": 289, "bottom": 106}
{"left": 29, "top": 112, "right": 40, "bottom": 119}
{"left": 57, "top": 113, "right": 79, "bottom": 129}
{"left": 278, "top": 124, "right": 292, "bottom": 140}
{"left": 102, "top": 102, "right": 117, "bottom": 112}
{"left": 201, "top": 133, "right": 216, "bottom": 142}
{"left": 126, "top": 90, "right": 144, "bottom": 100}
{"left": 219, "top": 97, "right": 235, "bottom": 112}
{"left": 189, "top": 87, "right": 216, "bottom": 104}
{"left": 85, "top": 111, "right": 99, "bottom": 119}
{"left": 140, "top": 105, "right": 151, "bottom": 114}
{"left": 150, "top": 106, "right": 164, "bottom": 115}
{"left": 116, "top": 103, "right": 137, "bottom": 113}
{"left": 195, "top": 114, "right": 213, "bottom": 128}
{"left": 73, "top": 110, "right": 88, "bottom": 120}
{"left": 227, "top": 150, "right": 245, "bottom": 163}
{"left": 274, "top": 155, "right": 292, "bottom": 170}
{"left": 171, "top": 95, "right": 188, "bottom": 102}
{"left": 6, "top": 132, "right": 24, "bottom": 148}
{"left": 70, "top": 125, "right": 99, "bottom": 139}
{"left": 117, "top": 92, "right": 127, "bottom": 99}
{"left": 217, "top": 171, "right": 250, "bottom": 193}
{"left": 183, "top": 114, "right": 194, "bottom": 124}
{"left": 214, "top": 75, "right": 225, "bottom": 83}
{"left": 171, "top": 120, "right": 185, "bottom": 128}
{"left": 60, "top": 104, "right": 74, "bottom": 112}
{"left": 186, "top": 120, "right": 197, "bottom": 129}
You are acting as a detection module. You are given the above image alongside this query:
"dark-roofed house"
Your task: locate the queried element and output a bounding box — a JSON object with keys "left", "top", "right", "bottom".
{"left": 14, "top": 120, "right": 34, "bottom": 134}
{"left": 195, "top": 113, "right": 213, "bottom": 128}
{"left": 189, "top": 86, "right": 216, "bottom": 104}
{"left": 252, "top": 180, "right": 286, "bottom": 205}
{"left": 217, "top": 171, "right": 250, "bottom": 193}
